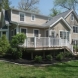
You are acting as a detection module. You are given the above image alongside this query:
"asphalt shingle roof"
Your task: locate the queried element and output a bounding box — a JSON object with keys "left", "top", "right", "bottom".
{"left": 43, "top": 10, "right": 71, "bottom": 27}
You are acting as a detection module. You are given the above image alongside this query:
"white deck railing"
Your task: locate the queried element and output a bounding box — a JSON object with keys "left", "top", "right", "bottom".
{"left": 22, "top": 37, "right": 73, "bottom": 52}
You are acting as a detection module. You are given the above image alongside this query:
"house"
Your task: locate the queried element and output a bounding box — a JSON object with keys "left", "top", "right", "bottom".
{"left": 0, "top": 8, "right": 78, "bottom": 56}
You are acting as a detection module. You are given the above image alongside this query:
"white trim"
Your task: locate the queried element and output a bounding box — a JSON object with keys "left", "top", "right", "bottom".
{"left": 64, "top": 9, "right": 73, "bottom": 18}
{"left": 59, "top": 30, "right": 70, "bottom": 42}
{"left": 33, "top": 29, "right": 40, "bottom": 37}
{"left": 19, "top": 12, "right": 26, "bottom": 22}
{"left": 50, "top": 17, "right": 71, "bottom": 30}
{"left": 0, "top": 29, "right": 8, "bottom": 31}
{"left": 20, "top": 27, "right": 28, "bottom": 37}
{"left": 31, "top": 14, "right": 35, "bottom": 21}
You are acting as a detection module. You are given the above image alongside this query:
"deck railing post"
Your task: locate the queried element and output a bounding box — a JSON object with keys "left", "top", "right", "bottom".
{"left": 49, "top": 37, "right": 50, "bottom": 47}
{"left": 34, "top": 37, "right": 36, "bottom": 48}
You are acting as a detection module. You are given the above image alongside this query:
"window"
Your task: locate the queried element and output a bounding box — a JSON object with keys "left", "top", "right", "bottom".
{"left": 21, "top": 28, "right": 26, "bottom": 35}
{"left": 31, "top": 15, "right": 35, "bottom": 21}
{"left": 71, "top": 14, "right": 74, "bottom": 21}
{"left": 20, "top": 13, "right": 24, "bottom": 21}
{"left": 2, "top": 31, "right": 6, "bottom": 35}
{"left": 60, "top": 31, "right": 69, "bottom": 41}
{"left": 46, "top": 30, "right": 48, "bottom": 37}
{"left": 73, "top": 26, "right": 78, "bottom": 33}
{"left": 14, "top": 29, "right": 16, "bottom": 35}
{"left": 34, "top": 29, "right": 39, "bottom": 37}
{"left": 72, "top": 39, "right": 78, "bottom": 45}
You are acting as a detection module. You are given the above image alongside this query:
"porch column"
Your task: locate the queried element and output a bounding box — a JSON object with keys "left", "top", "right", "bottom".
{"left": 16, "top": 24, "right": 19, "bottom": 34}
{"left": 49, "top": 27, "right": 51, "bottom": 47}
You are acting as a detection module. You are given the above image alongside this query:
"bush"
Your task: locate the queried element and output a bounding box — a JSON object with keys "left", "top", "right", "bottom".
{"left": 64, "top": 52, "right": 72, "bottom": 57}
{"left": 34, "top": 55, "right": 42, "bottom": 63}
{"left": 46, "top": 55, "right": 52, "bottom": 61}
{"left": 11, "top": 33, "right": 26, "bottom": 47}
{"left": 0, "top": 35, "right": 10, "bottom": 56}
{"left": 10, "top": 33, "right": 26, "bottom": 59}
{"left": 56, "top": 52, "right": 64, "bottom": 61}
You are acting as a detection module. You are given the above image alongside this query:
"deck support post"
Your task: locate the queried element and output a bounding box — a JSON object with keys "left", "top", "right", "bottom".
{"left": 43, "top": 51, "right": 45, "bottom": 59}
{"left": 34, "top": 37, "right": 36, "bottom": 48}
{"left": 31, "top": 52, "right": 33, "bottom": 59}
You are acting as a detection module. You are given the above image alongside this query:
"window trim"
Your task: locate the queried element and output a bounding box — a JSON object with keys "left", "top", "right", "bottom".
{"left": 20, "top": 27, "right": 27, "bottom": 36}
{"left": 73, "top": 26, "right": 78, "bottom": 33}
{"left": 31, "top": 14, "right": 35, "bottom": 21}
{"left": 33, "top": 29, "right": 40, "bottom": 37}
{"left": 19, "top": 12, "right": 25, "bottom": 22}
{"left": 59, "top": 30, "right": 70, "bottom": 41}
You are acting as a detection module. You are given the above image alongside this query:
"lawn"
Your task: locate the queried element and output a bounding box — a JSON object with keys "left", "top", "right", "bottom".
{"left": 0, "top": 60, "right": 78, "bottom": 78}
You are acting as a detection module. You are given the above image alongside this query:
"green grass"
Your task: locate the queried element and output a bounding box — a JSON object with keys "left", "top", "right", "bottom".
{"left": 0, "top": 60, "right": 78, "bottom": 78}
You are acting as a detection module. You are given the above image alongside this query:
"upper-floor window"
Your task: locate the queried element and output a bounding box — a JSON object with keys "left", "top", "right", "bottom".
{"left": 31, "top": 15, "right": 35, "bottom": 21}
{"left": 73, "top": 26, "right": 78, "bottom": 33}
{"left": 20, "top": 13, "right": 25, "bottom": 21}
{"left": 71, "top": 14, "right": 74, "bottom": 21}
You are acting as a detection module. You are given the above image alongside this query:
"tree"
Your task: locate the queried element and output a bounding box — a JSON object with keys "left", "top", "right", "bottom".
{"left": 0, "top": 35, "right": 10, "bottom": 56}
{"left": 18, "top": 0, "right": 40, "bottom": 13}
{"left": 54, "top": 0, "right": 78, "bottom": 11}
{"left": 50, "top": 8, "right": 61, "bottom": 17}
{"left": 0, "top": 0, "right": 11, "bottom": 11}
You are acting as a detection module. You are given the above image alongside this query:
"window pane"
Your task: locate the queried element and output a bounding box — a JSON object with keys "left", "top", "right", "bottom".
{"left": 32, "top": 15, "right": 35, "bottom": 20}
{"left": 20, "top": 13, "right": 24, "bottom": 21}
{"left": 21, "top": 29, "right": 26, "bottom": 34}
{"left": 73, "top": 26, "right": 75, "bottom": 33}
{"left": 34, "top": 30, "right": 39, "bottom": 37}
{"left": 46, "top": 30, "right": 48, "bottom": 37}
{"left": 2, "top": 31, "right": 6, "bottom": 35}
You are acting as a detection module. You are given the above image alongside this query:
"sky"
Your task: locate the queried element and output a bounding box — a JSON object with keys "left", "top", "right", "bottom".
{"left": 9, "top": 0, "right": 54, "bottom": 16}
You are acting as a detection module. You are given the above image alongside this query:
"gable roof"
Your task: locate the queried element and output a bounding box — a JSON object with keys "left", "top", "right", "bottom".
{"left": 50, "top": 17, "right": 71, "bottom": 30}
{"left": 10, "top": 8, "right": 50, "bottom": 18}
{"left": 43, "top": 10, "right": 71, "bottom": 27}
{"left": 43, "top": 9, "right": 78, "bottom": 28}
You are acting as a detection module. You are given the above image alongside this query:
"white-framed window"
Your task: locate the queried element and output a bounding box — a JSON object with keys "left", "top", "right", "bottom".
{"left": 20, "top": 28, "right": 27, "bottom": 35}
{"left": 20, "top": 12, "right": 25, "bottom": 21}
{"left": 72, "top": 39, "right": 78, "bottom": 45}
{"left": 31, "top": 14, "right": 35, "bottom": 21}
{"left": 33, "top": 29, "right": 39, "bottom": 37}
{"left": 60, "top": 31, "right": 69, "bottom": 41}
{"left": 71, "top": 14, "right": 74, "bottom": 21}
{"left": 2, "top": 31, "right": 6, "bottom": 35}
{"left": 73, "top": 26, "right": 78, "bottom": 33}
{"left": 46, "top": 30, "right": 49, "bottom": 37}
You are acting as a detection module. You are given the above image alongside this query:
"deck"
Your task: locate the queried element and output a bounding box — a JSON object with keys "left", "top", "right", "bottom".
{"left": 20, "top": 37, "right": 73, "bottom": 52}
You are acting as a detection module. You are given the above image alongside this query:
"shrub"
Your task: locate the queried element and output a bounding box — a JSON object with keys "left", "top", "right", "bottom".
{"left": 46, "top": 55, "right": 52, "bottom": 61}
{"left": 11, "top": 33, "right": 26, "bottom": 47}
{"left": 0, "top": 35, "right": 10, "bottom": 56}
{"left": 10, "top": 33, "right": 26, "bottom": 59}
{"left": 64, "top": 52, "right": 72, "bottom": 57}
{"left": 34, "top": 55, "right": 42, "bottom": 63}
{"left": 56, "top": 52, "right": 64, "bottom": 61}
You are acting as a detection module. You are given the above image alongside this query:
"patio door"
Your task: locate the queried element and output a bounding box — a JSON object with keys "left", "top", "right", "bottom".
{"left": 60, "top": 31, "right": 70, "bottom": 41}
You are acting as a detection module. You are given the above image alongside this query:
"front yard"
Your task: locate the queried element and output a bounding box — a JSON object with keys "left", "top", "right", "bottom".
{"left": 0, "top": 60, "right": 78, "bottom": 78}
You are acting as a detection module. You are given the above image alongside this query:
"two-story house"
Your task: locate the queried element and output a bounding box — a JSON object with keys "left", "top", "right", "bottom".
{"left": 0, "top": 8, "right": 78, "bottom": 54}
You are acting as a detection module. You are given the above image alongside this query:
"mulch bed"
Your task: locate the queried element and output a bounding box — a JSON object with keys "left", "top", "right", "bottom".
{"left": 0, "top": 57, "right": 77, "bottom": 65}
